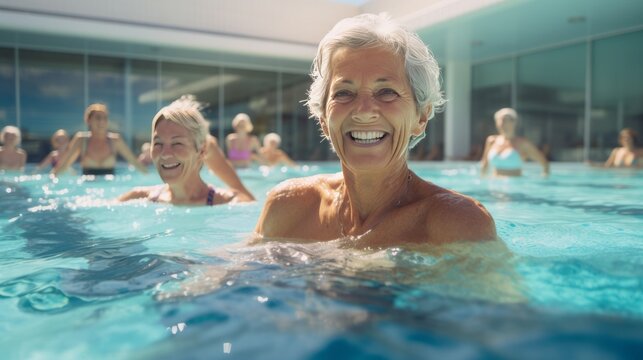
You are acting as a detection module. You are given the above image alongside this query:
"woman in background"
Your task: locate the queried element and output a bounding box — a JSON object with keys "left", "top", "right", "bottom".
{"left": 259, "top": 133, "right": 296, "bottom": 167}
{"left": 53, "top": 103, "right": 147, "bottom": 176}
{"left": 0, "top": 125, "right": 27, "bottom": 171}
{"left": 36, "top": 129, "right": 71, "bottom": 172}
{"left": 480, "top": 108, "right": 549, "bottom": 177}
{"left": 226, "top": 113, "right": 261, "bottom": 168}
{"left": 603, "top": 128, "right": 643, "bottom": 168}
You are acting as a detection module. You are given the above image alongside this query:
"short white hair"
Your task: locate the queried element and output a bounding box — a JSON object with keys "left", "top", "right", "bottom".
{"left": 494, "top": 108, "right": 518, "bottom": 124}
{"left": 306, "top": 13, "right": 445, "bottom": 148}
{"left": 263, "top": 132, "right": 281, "bottom": 146}
{"left": 152, "top": 95, "right": 210, "bottom": 150}
{"left": 1, "top": 125, "right": 21, "bottom": 145}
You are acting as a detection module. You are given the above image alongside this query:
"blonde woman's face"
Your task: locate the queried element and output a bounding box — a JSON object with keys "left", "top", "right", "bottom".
{"left": 151, "top": 119, "right": 203, "bottom": 184}
{"left": 87, "top": 111, "right": 109, "bottom": 132}
{"left": 235, "top": 119, "right": 251, "bottom": 133}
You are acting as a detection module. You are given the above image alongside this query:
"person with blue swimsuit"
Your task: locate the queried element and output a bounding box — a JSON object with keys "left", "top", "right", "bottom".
{"left": 119, "top": 95, "right": 252, "bottom": 206}
{"left": 480, "top": 108, "right": 549, "bottom": 177}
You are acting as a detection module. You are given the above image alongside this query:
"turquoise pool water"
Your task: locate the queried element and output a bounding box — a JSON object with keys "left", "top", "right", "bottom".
{"left": 1, "top": 162, "right": 642, "bottom": 359}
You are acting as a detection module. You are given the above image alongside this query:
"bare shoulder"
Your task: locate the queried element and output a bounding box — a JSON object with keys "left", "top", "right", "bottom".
{"left": 207, "top": 135, "right": 219, "bottom": 146}
{"left": 118, "top": 186, "right": 154, "bottom": 202}
{"left": 421, "top": 183, "right": 496, "bottom": 243}
{"left": 486, "top": 135, "right": 498, "bottom": 144}
{"left": 256, "top": 174, "right": 337, "bottom": 237}
{"left": 108, "top": 132, "right": 122, "bottom": 142}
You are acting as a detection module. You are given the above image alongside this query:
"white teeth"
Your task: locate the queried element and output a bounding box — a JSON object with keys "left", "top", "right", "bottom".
{"left": 350, "top": 131, "right": 385, "bottom": 144}
{"left": 161, "top": 163, "right": 180, "bottom": 169}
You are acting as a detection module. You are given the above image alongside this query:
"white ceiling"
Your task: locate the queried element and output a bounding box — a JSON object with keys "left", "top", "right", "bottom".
{"left": 0, "top": 0, "right": 641, "bottom": 67}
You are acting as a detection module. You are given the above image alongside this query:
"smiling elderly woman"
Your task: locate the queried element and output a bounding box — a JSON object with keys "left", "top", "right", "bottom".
{"left": 119, "top": 96, "right": 248, "bottom": 206}
{"left": 254, "top": 13, "right": 496, "bottom": 247}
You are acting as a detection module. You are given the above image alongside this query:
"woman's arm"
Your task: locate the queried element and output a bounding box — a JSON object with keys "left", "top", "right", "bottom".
{"left": 113, "top": 135, "right": 148, "bottom": 173}
{"left": 520, "top": 138, "right": 549, "bottom": 176}
{"left": 118, "top": 187, "right": 152, "bottom": 202}
{"left": 603, "top": 148, "right": 618, "bottom": 168}
{"left": 35, "top": 151, "right": 55, "bottom": 171}
{"left": 479, "top": 136, "right": 494, "bottom": 176}
{"left": 52, "top": 133, "right": 82, "bottom": 176}
{"left": 205, "top": 136, "right": 255, "bottom": 201}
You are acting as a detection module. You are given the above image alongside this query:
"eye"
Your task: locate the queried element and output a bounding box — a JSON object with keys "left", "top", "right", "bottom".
{"left": 172, "top": 142, "right": 185, "bottom": 147}
{"left": 375, "top": 88, "right": 399, "bottom": 102}
{"left": 331, "top": 89, "right": 355, "bottom": 103}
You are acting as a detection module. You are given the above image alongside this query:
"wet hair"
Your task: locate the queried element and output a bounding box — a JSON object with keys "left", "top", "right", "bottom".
{"left": 232, "top": 113, "right": 253, "bottom": 133}
{"left": 306, "top": 13, "right": 445, "bottom": 148}
{"left": 84, "top": 103, "right": 109, "bottom": 124}
{"left": 263, "top": 132, "right": 281, "bottom": 147}
{"left": 152, "top": 95, "right": 210, "bottom": 150}
{"left": 0, "top": 125, "right": 21, "bottom": 145}
{"left": 494, "top": 108, "right": 518, "bottom": 124}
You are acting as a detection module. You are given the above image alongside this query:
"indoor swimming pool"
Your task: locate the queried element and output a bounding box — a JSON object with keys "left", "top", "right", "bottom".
{"left": 1, "top": 162, "right": 642, "bottom": 359}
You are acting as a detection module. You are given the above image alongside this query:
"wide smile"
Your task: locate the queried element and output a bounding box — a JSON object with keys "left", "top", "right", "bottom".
{"left": 160, "top": 162, "right": 181, "bottom": 170}
{"left": 347, "top": 130, "right": 388, "bottom": 146}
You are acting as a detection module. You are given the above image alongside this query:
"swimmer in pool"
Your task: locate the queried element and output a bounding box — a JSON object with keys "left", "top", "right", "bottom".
{"left": 603, "top": 128, "right": 643, "bottom": 168}
{"left": 480, "top": 108, "right": 549, "bottom": 177}
{"left": 254, "top": 13, "right": 496, "bottom": 247}
{"left": 119, "top": 95, "right": 252, "bottom": 206}
{"left": 53, "top": 103, "right": 148, "bottom": 176}
{"left": 226, "top": 113, "right": 261, "bottom": 168}
{"left": 258, "top": 133, "right": 296, "bottom": 167}
{"left": 36, "top": 129, "right": 72, "bottom": 172}
{"left": 0, "top": 125, "right": 27, "bottom": 171}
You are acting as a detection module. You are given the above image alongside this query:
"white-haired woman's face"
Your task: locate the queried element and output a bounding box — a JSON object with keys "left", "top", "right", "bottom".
{"left": 321, "top": 46, "right": 427, "bottom": 171}
{"left": 2, "top": 131, "right": 18, "bottom": 146}
{"left": 151, "top": 119, "right": 203, "bottom": 185}
{"left": 495, "top": 115, "right": 516, "bottom": 135}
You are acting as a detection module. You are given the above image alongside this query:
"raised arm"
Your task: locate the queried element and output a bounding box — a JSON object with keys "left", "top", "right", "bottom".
{"left": 603, "top": 148, "right": 618, "bottom": 168}
{"left": 52, "top": 133, "right": 82, "bottom": 176}
{"left": 118, "top": 186, "right": 152, "bottom": 202}
{"left": 205, "top": 135, "right": 255, "bottom": 201}
{"left": 35, "top": 151, "right": 55, "bottom": 171}
{"left": 113, "top": 135, "right": 148, "bottom": 173}
{"left": 520, "top": 139, "right": 549, "bottom": 176}
{"left": 479, "top": 136, "right": 494, "bottom": 176}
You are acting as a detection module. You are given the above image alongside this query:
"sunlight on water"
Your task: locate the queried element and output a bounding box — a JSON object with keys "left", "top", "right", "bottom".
{"left": 1, "top": 162, "right": 642, "bottom": 358}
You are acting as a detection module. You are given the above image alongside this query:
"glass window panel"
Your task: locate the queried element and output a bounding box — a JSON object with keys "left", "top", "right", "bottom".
{"left": 20, "top": 50, "right": 84, "bottom": 162}
{"left": 591, "top": 30, "right": 643, "bottom": 161}
{"left": 88, "top": 55, "right": 126, "bottom": 139}
{"left": 160, "top": 62, "right": 220, "bottom": 143}
{"left": 280, "top": 73, "right": 312, "bottom": 160}
{"left": 517, "top": 44, "right": 586, "bottom": 161}
{"left": 221, "top": 68, "right": 277, "bottom": 151}
{"left": 130, "top": 59, "right": 159, "bottom": 150}
{"left": 0, "top": 48, "right": 16, "bottom": 130}
{"left": 409, "top": 66, "right": 447, "bottom": 161}
{"left": 470, "top": 59, "right": 512, "bottom": 160}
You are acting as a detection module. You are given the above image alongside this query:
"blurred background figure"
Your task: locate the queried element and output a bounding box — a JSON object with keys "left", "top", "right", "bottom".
{"left": 480, "top": 108, "right": 549, "bottom": 177}
{"left": 603, "top": 128, "right": 642, "bottom": 168}
{"left": 53, "top": 103, "right": 147, "bottom": 176}
{"left": 0, "top": 125, "right": 27, "bottom": 171}
{"left": 259, "top": 132, "right": 296, "bottom": 167}
{"left": 35, "top": 129, "right": 71, "bottom": 172}
{"left": 226, "top": 113, "right": 261, "bottom": 168}
{"left": 137, "top": 142, "right": 153, "bottom": 166}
